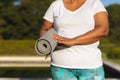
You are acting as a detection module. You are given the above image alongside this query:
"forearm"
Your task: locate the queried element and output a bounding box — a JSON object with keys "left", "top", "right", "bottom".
{"left": 74, "top": 26, "right": 108, "bottom": 45}
{"left": 74, "top": 12, "right": 109, "bottom": 45}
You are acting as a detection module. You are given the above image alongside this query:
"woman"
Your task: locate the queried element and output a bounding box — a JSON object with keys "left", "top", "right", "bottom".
{"left": 39, "top": 0, "right": 109, "bottom": 80}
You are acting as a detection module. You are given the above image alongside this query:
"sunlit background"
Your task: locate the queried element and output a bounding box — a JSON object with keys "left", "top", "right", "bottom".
{"left": 13, "top": 0, "right": 120, "bottom": 6}
{"left": 0, "top": 0, "right": 120, "bottom": 80}
{"left": 101, "top": 0, "right": 120, "bottom": 6}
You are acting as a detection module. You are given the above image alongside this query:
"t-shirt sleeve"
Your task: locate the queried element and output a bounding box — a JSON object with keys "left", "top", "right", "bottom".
{"left": 92, "top": 0, "right": 107, "bottom": 15}
{"left": 43, "top": 3, "right": 54, "bottom": 23}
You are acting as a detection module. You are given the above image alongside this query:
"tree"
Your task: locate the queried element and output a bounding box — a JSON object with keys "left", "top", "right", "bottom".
{"left": 1, "top": 1, "right": 119, "bottom": 41}
{"left": 0, "top": 0, "right": 53, "bottom": 39}
{"left": 106, "top": 4, "right": 120, "bottom": 42}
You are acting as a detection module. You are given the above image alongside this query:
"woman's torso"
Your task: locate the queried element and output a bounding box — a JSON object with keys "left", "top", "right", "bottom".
{"left": 43, "top": 0, "right": 106, "bottom": 69}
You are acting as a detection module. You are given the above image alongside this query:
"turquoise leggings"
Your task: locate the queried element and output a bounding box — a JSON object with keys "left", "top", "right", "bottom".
{"left": 50, "top": 65, "right": 105, "bottom": 80}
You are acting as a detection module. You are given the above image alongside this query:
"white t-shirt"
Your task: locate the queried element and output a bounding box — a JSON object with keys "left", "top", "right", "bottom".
{"left": 43, "top": 0, "right": 107, "bottom": 69}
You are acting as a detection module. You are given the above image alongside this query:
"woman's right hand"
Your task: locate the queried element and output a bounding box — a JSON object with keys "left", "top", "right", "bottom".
{"left": 51, "top": 34, "right": 76, "bottom": 46}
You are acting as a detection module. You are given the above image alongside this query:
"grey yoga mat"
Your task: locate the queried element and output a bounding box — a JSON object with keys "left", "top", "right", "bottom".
{"left": 35, "top": 28, "right": 57, "bottom": 55}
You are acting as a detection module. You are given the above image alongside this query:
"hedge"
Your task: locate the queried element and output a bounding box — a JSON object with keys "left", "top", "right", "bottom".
{"left": 107, "top": 47, "right": 120, "bottom": 59}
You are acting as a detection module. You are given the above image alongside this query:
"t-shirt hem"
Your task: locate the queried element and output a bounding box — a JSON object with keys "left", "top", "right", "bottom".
{"left": 94, "top": 10, "right": 107, "bottom": 16}
{"left": 43, "top": 17, "right": 53, "bottom": 23}
{"left": 51, "top": 63, "right": 103, "bottom": 69}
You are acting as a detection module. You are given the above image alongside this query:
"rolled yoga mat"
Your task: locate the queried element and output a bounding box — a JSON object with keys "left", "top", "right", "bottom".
{"left": 35, "top": 28, "right": 57, "bottom": 55}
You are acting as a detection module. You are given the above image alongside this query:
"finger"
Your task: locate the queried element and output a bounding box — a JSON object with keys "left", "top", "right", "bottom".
{"left": 53, "top": 35, "right": 64, "bottom": 40}
{"left": 51, "top": 34, "right": 59, "bottom": 38}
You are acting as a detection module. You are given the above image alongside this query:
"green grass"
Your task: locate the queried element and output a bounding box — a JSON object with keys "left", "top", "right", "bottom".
{"left": 0, "top": 39, "right": 120, "bottom": 65}
{"left": 109, "top": 59, "right": 120, "bottom": 64}
{"left": 0, "top": 40, "right": 40, "bottom": 56}
{"left": 100, "top": 38, "right": 120, "bottom": 64}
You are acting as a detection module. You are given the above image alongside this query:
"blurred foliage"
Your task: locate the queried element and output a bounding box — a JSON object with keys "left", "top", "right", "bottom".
{"left": 0, "top": 1, "right": 120, "bottom": 43}
{"left": 106, "top": 4, "right": 120, "bottom": 43}
{"left": 0, "top": 0, "right": 53, "bottom": 39}
{"left": 107, "top": 47, "right": 120, "bottom": 59}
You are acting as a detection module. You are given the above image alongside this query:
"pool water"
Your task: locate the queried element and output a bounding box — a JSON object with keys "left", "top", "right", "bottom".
{"left": 0, "top": 65, "right": 119, "bottom": 78}
{"left": 0, "top": 67, "right": 51, "bottom": 78}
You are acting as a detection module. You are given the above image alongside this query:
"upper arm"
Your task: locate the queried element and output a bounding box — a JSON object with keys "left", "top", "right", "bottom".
{"left": 42, "top": 19, "right": 53, "bottom": 29}
{"left": 39, "top": 20, "right": 53, "bottom": 36}
{"left": 94, "top": 12, "right": 109, "bottom": 36}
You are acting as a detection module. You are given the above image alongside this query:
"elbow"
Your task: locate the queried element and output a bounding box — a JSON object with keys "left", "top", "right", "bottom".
{"left": 101, "top": 28, "right": 109, "bottom": 37}
{"left": 104, "top": 26, "right": 109, "bottom": 36}
{"left": 96, "top": 26, "right": 109, "bottom": 37}
{"left": 104, "top": 31, "right": 109, "bottom": 36}
{"left": 98, "top": 24, "right": 109, "bottom": 37}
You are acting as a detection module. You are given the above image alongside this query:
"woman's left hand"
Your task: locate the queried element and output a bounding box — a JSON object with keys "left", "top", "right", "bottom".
{"left": 51, "top": 34, "right": 76, "bottom": 46}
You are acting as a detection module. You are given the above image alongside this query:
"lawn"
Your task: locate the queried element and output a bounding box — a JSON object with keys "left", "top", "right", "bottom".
{"left": 0, "top": 40, "right": 39, "bottom": 56}
{"left": 100, "top": 39, "right": 120, "bottom": 65}
{"left": 0, "top": 39, "right": 120, "bottom": 65}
